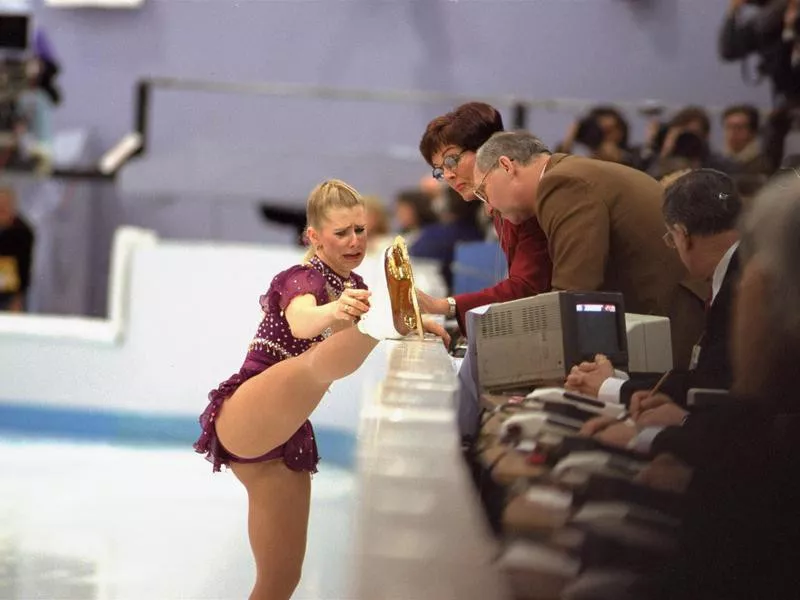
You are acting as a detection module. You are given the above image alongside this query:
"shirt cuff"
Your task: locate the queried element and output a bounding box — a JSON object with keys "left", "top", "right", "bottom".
{"left": 598, "top": 377, "right": 627, "bottom": 404}
{"left": 628, "top": 426, "right": 665, "bottom": 454}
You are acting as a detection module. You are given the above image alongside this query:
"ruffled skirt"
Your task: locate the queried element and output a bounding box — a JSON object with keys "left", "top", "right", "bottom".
{"left": 193, "top": 365, "right": 320, "bottom": 474}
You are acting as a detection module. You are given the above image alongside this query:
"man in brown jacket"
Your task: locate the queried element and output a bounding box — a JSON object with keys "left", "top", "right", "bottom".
{"left": 473, "top": 130, "right": 705, "bottom": 368}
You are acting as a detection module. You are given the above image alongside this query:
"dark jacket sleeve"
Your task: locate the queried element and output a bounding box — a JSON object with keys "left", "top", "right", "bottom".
{"left": 650, "top": 401, "right": 773, "bottom": 469}
{"left": 620, "top": 368, "right": 731, "bottom": 408}
{"left": 658, "top": 402, "right": 793, "bottom": 599}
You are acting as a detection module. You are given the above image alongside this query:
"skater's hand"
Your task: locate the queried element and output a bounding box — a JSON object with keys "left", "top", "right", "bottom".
{"left": 422, "top": 317, "right": 451, "bottom": 348}
{"left": 333, "top": 289, "right": 371, "bottom": 322}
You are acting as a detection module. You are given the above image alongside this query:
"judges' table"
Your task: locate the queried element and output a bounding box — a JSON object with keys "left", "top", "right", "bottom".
{"left": 348, "top": 336, "right": 511, "bottom": 600}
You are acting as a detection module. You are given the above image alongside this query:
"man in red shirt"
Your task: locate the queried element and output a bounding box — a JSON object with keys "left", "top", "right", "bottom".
{"left": 416, "top": 102, "right": 553, "bottom": 332}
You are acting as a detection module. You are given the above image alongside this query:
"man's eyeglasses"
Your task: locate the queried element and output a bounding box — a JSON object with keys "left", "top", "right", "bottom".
{"left": 662, "top": 230, "right": 677, "bottom": 249}
{"left": 473, "top": 160, "right": 505, "bottom": 204}
{"left": 431, "top": 150, "right": 466, "bottom": 181}
{"left": 473, "top": 167, "right": 495, "bottom": 204}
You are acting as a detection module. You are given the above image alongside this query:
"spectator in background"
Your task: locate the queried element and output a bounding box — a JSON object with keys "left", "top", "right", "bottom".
{"left": 418, "top": 174, "right": 444, "bottom": 205}
{"left": 410, "top": 187, "right": 485, "bottom": 292}
{"left": 722, "top": 104, "right": 774, "bottom": 198}
{"left": 362, "top": 194, "right": 393, "bottom": 253}
{"left": 557, "top": 105, "right": 637, "bottom": 166}
{"left": 722, "top": 104, "right": 770, "bottom": 171}
{"left": 644, "top": 106, "right": 737, "bottom": 178}
{"left": 0, "top": 187, "right": 35, "bottom": 312}
{"left": 393, "top": 189, "right": 438, "bottom": 247}
{"left": 719, "top": 0, "right": 800, "bottom": 168}
{"left": 720, "top": 0, "right": 799, "bottom": 102}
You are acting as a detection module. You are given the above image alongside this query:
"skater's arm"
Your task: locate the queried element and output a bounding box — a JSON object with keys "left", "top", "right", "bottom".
{"left": 285, "top": 289, "right": 371, "bottom": 339}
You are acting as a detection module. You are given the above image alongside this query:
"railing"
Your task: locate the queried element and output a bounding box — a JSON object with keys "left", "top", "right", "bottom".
{"left": 348, "top": 337, "right": 510, "bottom": 599}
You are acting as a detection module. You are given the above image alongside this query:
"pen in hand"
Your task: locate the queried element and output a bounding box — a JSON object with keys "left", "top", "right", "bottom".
{"left": 630, "top": 369, "right": 672, "bottom": 421}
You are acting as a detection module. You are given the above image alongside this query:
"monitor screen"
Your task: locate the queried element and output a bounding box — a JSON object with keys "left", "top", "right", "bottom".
{"left": 0, "top": 15, "right": 29, "bottom": 52}
{"left": 575, "top": 303, "right": 622, "bottom": 357}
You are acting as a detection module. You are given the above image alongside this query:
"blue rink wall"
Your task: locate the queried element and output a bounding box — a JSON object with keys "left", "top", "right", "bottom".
{"left": 0, "top": 401, "right": 357, "bottom": 470}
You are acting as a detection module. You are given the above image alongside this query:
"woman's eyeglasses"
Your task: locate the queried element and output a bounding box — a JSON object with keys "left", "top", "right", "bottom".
{"left": 431, "top": 150, "right": 466, "bottom": 181}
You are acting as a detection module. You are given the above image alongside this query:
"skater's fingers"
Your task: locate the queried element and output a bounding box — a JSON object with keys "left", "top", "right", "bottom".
{"left": 345, "top": 298, "right": 371, "bottom": 314}
{"left": 345, "top": 289, "right": 371, "bottom": 300}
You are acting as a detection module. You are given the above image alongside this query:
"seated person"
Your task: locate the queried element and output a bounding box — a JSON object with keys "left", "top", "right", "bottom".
{"left": 362, "top": 194, "right": 393, "bottom": 253}
{"left": 470, "top": 131, "right": 706, "bottom": 369}
{"left": 556, "top": 105, "right": 637, "bottom": 166}
{"left": 409, "top": 186, "right": 485, "bottom": 292}
{"left": 722, "top": 104, "right": 774, "bottom": 175}
{"left": 566, "top": 169, "right": 743, "bottom": 407}
{"left": 393, "top": 189, "right": 439, "bottom": 247}
{"left": 642, "top": 106, "right": 738, "bottom": 179}
{"left": 580, "top": 172, "right": 800, "bottom": 599}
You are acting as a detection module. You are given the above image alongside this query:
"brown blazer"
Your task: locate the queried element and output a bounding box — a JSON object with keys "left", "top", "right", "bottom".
{"left": 535, "top": 153, "right": 706, "bottom": 369}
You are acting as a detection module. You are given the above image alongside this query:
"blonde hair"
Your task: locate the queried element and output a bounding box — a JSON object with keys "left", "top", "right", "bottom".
{"left": 304, "top": 179, "right": 364, "bottom": 260}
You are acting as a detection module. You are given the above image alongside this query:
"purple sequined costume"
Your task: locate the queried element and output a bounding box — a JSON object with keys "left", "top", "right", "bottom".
{"left": 194, "top": 256, "right": 367, "bottom": 473}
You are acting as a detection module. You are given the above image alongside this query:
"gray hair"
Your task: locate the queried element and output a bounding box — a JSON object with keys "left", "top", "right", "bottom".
{"left": 475, "top": 131, "right": 550, "bottom": 173}
{"left": 740, "top": 173, "right": 800, "bottom": 338}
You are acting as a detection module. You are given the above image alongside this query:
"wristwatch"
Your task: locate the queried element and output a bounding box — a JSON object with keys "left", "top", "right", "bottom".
{"left": 446, "top": 296, "right": 457, "bottom": 319}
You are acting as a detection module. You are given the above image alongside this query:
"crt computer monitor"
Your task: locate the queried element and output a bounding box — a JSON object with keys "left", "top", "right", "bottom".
{"left": 475, "top": 291, "right": 629, "bottom": 392}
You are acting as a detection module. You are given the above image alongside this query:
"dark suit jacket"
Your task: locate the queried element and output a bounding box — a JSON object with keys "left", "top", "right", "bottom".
{"left": 535, "top": 154, "right": 705, "bottom": 368}
{"left": 650, "top": 399, "right": 800, "bottom": 599}
{"left": 620, "top": 249, "right": 740, "bottom": 407}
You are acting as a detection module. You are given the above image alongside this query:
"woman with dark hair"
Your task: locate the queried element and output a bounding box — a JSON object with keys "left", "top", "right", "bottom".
{"left": 415, "top": 102, "right": 552, "bottom": 331}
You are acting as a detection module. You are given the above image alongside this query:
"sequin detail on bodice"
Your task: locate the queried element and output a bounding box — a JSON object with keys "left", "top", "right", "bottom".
{"left": 247, "top": 256, "right": 362, "bottom": 363}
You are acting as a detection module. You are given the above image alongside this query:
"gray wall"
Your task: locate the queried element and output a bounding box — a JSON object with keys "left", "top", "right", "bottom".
{"left": 24, "top": 0, "right": 771, "bottom": 314}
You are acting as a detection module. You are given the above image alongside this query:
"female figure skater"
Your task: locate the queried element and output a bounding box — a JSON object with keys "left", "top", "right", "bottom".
{"left": 194, "top": 179, "right": 437, "bottom": 600}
